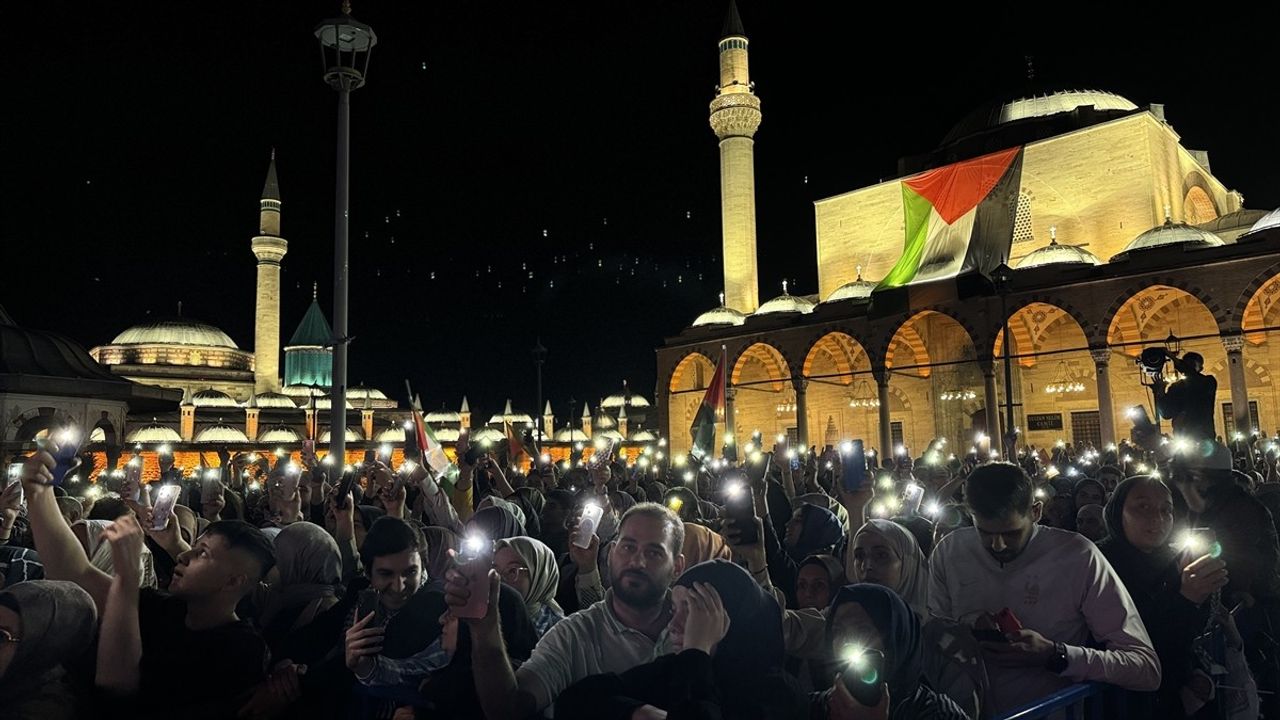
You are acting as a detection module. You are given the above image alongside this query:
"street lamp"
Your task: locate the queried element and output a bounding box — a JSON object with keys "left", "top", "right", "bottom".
{"left": 533, "top": 339, "right": 548, "bottom": 447}
{"left": 992, "top": 263, "right": 1017, "bottom": 457}
{"left": 315, "top": 2, "right": 376, "bottom": 464}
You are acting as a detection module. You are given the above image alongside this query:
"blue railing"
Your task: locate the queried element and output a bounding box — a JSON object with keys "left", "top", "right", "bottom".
{"left": 997, "top": 682, "right": 1117, "bottom": 720}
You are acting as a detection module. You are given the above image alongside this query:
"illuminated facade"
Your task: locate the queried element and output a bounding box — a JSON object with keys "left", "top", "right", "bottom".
{"left": 657, "top": 9, "right": 1280, "bottom": 457}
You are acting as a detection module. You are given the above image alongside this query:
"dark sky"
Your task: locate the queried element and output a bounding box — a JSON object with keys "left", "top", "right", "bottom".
{"left": 5, "top": 2, "right": 1276, "bottom": 427}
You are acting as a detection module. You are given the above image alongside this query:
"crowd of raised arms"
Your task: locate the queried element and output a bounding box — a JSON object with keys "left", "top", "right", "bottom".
{"left": 4, "top": 414, "right": 1280, "bottom": 720}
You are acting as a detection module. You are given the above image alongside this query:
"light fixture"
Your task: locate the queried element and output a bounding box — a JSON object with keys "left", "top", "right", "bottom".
{"left": 848, "top": 379, "right": 880, "bottom": 408}
{"left": 775, "top": 390, "right": 797, "bottom": 416}
{"left": 939, "top": 389, "right": 977, "bottom": 402}
{"left": 1044, "top": 360, "right": 1086, "bottom": 394}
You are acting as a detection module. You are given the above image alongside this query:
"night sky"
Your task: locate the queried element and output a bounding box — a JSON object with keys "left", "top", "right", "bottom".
{"left": 5, "top": 2, "right": 1276, "bottom": 428}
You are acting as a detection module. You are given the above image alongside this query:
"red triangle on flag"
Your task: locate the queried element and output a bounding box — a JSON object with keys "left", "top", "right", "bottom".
{"left": 903, "top": 146, "right": 1020, "bottom": 225}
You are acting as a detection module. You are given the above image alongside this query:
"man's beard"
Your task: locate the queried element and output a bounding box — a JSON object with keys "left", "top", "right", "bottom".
{"left": 611, "top": 568, "right": 667, "bottom": 608}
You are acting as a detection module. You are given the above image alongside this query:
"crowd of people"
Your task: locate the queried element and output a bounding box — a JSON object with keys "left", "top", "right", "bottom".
{"left": 2, "top": 398, "right": 1279, "bottom": 719}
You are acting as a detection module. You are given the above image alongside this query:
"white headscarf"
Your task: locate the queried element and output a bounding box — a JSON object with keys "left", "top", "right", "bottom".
{"left": 851, "top": 518, "right": 929, "bottom": 618}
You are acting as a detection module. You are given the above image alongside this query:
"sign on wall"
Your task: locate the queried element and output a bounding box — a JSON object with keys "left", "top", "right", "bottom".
{"left": 1027, "top": 413, "right": 1064, "bottom": 431}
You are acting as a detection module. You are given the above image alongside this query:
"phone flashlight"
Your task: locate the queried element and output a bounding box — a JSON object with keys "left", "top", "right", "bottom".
{"left": 725, "top": 482, "right": 744, "bottom": 499}
{"left": 322, "top": 455, "right": 335, "bottom": 466}
{"left": 924, "top": 501, "right": 941, "bottom": 517}
{"left": 462, "top": 535, "right": 488, "bottom": 556}
{"left": 668, "top": 496, "right": 684, "bottom": 512}
{"left": 895, "top": 445, "right": 907, "bottom": 457}
{"left": 682, "top": 471, "right": 695, "bottom": 483}
{"left": 158, "top": 444, "right": 172, "bottom": 455}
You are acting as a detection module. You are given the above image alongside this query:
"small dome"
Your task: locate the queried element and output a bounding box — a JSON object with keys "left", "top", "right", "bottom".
{"left": 602, "top": 392, "right": 651, "bottom": 409}
{"left": 488, "top": 412, "right": 534, "bottom": 425}
{"left": 432, "top": 427, "right": 461, "bottom": 442}
{"left": 1246, "top": 207, "right": 1280, "bottom": 237}
{"left": 1114, "top": 219, "right": 1224, "bottom": 259}
{"left": 470, "top": 426, "right": 505, "bottom": 445}
{"left": 282, "top": 385, "right": 320, "bottom": 398}
{"left": 375, "top": 426, "right": 406, "bottom": 443}
{"left": 594, "top": 429, "right": 625, "bottom": 443}
{"left": 425, "top": 409, "right": 462, "bottom": 423}
{"left": 348, "top": 387, "right": 389, "bottom": 400}
{"left": 192, "top": 388, "right": 238, "bottom": 408}
{"left": 629, "top": 430, "right": 658, "bottom": 442}
{"left": 313, "top": 397, "right": 355, "bottom": 410}
{"left": 111, "top": 318, "right": 238, "bottom": 348}
{"left": 126, "top": 423, "right": 182, "bottom": 444}
{"left": 553, "top": 427, "right": 591, "bottom": 443}
{"left": 824, "top": 267, "right": 876, "bottom": 303}
{"left": 249, "top": 392, "right": 298, "bottom": 409}
{"left": 258, "top": 426, "right": 302, "bottom": 443}
{"left": 319, "top": 426, "right": 364, "bottom": 443}
{"left": 754, "top": 284, "right": 816, "bottom": 316}
{"left": 1016, "top": 234, "right": 1102, "bottom": 269}
{"left": 195, "top": 424, "right": 250, "bottom": 443}
{"left": 692, "top": 305, "right": 747, "bottom": 327}
{"left": 595, "top": 414, "right": 616, "bottom": 429}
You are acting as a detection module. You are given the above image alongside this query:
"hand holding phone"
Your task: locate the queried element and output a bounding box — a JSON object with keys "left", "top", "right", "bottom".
{"left": 152, "top": 485, "right": 180, "bottom": 531}
{"left": 37, "top": 427, "right": 84, "bottom": 486}
{"left": 454, "top": 535, "right": 493, "bottom": 620}
{"left": 839, "top": 440, "right": 867, "bottom": 493}
{"left": 574, "top": 502, "right": 604, "bottom": 549}
{"left": 721, "top": 471, "right": 758, "bottom": 545}
{"left": 839, "top": 646, "right": 885, "bottom": 708}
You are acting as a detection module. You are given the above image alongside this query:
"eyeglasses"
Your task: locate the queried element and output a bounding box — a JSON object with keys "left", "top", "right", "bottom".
{"left": 0, "top": 628, "right": 19, "bottom": 645}
{"left": 499, "top": 566, "right": 529, "bottom": 584}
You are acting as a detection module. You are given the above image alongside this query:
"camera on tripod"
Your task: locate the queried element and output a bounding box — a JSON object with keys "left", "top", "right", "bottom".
{"left": 1136, "top": 333, "right": 1184, "bottom": 386}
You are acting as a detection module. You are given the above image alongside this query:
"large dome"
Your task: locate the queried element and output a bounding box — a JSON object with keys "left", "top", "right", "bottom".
{"left": 1113, "top": 219, "right": 1225, "bottom": 259}
{"left": 195, "top": 423, "right": 250, "bottom": 443}
{"left": 126, "top": 422, "right": 182, "bottom": 444}
{"left": 111, "top": 319, "right": 238, "bottom": 348}
{"left": 1247, "top": 207, "right": 1280, "bottom": 237}
{"left": 943, "top": 89, "right": 1137, "bottom": 145}
{"left": 1016, "top": 238, "right": 1101, "bottom": 269}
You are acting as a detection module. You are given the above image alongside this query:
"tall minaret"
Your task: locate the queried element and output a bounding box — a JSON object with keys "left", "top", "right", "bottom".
{"left": 252, "top": 150, "right": 288, "bottom": 393}
{"left": 709, "top": 0, "right": 761, "bottom": 313}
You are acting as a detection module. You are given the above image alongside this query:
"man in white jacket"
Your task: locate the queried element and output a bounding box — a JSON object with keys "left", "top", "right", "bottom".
{"left": 928, "top": 462, "right": 1160, "bottom": 714}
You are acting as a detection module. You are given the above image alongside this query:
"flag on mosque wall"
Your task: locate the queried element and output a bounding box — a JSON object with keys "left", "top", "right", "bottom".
{"left": 876, "top": 146, "right": 1024, "bottom": 293}
{"left": 689, "top": 350, "right": 726, "bottom": 462}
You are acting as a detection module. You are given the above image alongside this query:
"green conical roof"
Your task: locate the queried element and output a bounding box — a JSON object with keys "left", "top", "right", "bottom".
{"left": 287, "top": 300, "right": 332, "bottom": 347}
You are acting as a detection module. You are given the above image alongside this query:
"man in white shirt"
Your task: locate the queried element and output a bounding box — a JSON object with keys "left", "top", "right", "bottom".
{"left": 928, "top": 462, "right": 1160, "bottom": 714}
{"left": 445, "top": 502, "right": 685, "bottom": 719}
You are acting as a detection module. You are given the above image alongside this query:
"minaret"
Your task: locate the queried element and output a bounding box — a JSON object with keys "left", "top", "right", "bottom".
{"left": 252, "top": 150, "right": 288, "bottom": 393}
{"left": 709, "top": 0, "right": 761, "bottom": 313}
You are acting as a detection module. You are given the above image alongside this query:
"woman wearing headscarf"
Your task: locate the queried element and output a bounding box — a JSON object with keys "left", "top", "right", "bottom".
{"left": 510, "top": 487, "right": 544, "bottom": 539}
{"left": 1073, "top": 476, "right": 1107, "bottom": 509}
{"left": 555, "top": 559, "right": 807, "bottom": 720}
{"left": 1098, "top": 476, "right": 1221, "bottom": 718}
{"left": 796, "top": 554, "right": 845, "bottom": 610}
{"left": 254, "top": 521, "right": 343, "bottom": 663}
{"left": 0, "top": 579, "right": 98, "bottom": 719}
{"left": 494, "top": 535, "right": 565, "bottom": 637}
{"left": 465, "top": 504, "right": 525, "bottom": 541}
{"left": 421, "top": 525, "right": 459, "bottom": 591}
{"left": 478, "top": 495, "right": 527, "bottom": 531}
{"left": 817, "top": 583, "right": 969, "bottom": 720}
{"left": 663, "top": 486, "right": 703, "bottom": 523}
{"left": 848, "top": 519, "right": 930, "bottom": 619}
{"left": 681, "top": 523, "right": 734, "bottom": 569}
{"left": 760, "top": 501, "right": 844, "bottom": 608}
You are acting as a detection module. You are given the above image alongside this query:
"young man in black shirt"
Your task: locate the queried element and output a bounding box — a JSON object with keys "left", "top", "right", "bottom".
{"left": 21, "top": 448, "right": 276, "bottom": 718}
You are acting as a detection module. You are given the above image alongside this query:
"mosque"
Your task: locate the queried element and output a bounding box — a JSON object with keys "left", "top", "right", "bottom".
{"left": 657, "top": 3, "right": 1280, "bottom": 458}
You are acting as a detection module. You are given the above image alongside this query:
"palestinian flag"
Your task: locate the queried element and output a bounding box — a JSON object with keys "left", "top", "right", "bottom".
{"left": 689, "top": 349, "right": 727, "bottom": 462}
{"left": 875, "top": 147, "right": 1023, "bottom": 307}
{"left": 410, "top": 395, "right": 450, "bottom": 475}
{"left": 504, "top": 420, "right": 527, "bottom": 465}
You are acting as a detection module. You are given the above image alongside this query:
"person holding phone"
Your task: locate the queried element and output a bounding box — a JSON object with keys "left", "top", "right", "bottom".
{"left": 928, "top": 463, "right": 1159, "bottom": 714}
{"left": 818, "top": 583, "right": 968, "bottom": 720}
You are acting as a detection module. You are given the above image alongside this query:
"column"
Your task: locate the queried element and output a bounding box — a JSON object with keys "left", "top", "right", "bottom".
{"left": 180, "top": 404, "right": 195, "bottom": 442}
{"left": 876, "top": 374, "right": 892, "bottom": 462}
{"left": 361, "top": 409, "right": 375, "bottom": 443}
{"left": 982, "top": 363, "right": 1002, "bottom": 444}
{"left": 724, "top": 387, "right": 737, "bottom": 443}
{"left": 794, "top": 378, "right": 809, "bottom": 447}
{"left": 1224, "top": 334, "right": 1251, "bottom": 436}
{"left": 245, "top": 408, "right": 261, "bottom": 442}
{"left": 1090, "top": 347, "right": 1116, "bottom": 447}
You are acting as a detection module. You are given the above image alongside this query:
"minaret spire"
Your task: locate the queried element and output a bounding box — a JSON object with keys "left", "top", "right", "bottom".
{"left": 252, "top": 151, "right": 288, "bottom": 393}
{"left": 710, "top": 1, "right": 761, "bottom": 313}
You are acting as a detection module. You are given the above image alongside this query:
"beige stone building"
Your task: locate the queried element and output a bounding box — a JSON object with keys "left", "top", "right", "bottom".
{"left": 656, "top": 7, "right": 1280, "bottom": 459}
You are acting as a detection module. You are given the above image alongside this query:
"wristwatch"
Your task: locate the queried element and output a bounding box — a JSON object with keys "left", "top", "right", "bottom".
{"left": 1044, "top": 641, "right": 1069, "bottom": 674}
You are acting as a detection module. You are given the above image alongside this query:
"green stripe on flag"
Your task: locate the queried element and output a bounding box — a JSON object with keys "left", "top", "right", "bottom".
{"left": 689, "top": 403, "right": 719, "bottom": 461}
{"left": 877, "top": 186, "right": 935, "bottom": 290}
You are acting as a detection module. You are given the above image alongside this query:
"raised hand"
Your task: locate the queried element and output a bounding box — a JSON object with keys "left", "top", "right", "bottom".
{"left": 676, "top": 582, "right": 730, "bottom": 654}
{"left": 103, "top": 513, "right": 147, "bottom": 586}
{"left": 344, "top": 611, "right": 385, "bottom": 676}
{"left": 1180, "top": 554, "right": 1229, "bottom": 605}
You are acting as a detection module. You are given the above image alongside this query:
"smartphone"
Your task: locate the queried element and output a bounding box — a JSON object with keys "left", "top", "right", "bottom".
{"left": 840, "top": 647, "right": 885, "bottom": 707}
{"left": 356, "top": 588, "right": 383, "bottom": 627}
{"left": 901, "top": 483, "right": 925, "bottom": 516}
{"left": 839, "top": 440, "right": 867, "bottom": 493}
{"left": 377, "top": 443, "right": 393, "bottom": 465}
{"left": 5, "top": 463, "right": 21, "bottom": 489}
{"left": 38, "top": 427, "right": 84, "bottom": 485}
{"left": 721, "top": 470, "right": 758, "bottom": 545}
{"left": 336, "top": 467, "right": 359, "bottom": 508}
{"left": 152, "top": 484, "right": 180, "bottom": 531}
{"left": 454, "top": 535, "right": 493, "bottom": 620}
{"left": 972, "top": 628, "right": 1008, "bottom": 644}
{"left": 976, "top": 434, "right": 992, "bottom": 459}
{"left": 574, "top": 502, "right": 604, "bottom": 549}
{"left": 301, "top": 439, "right": 317, "bottom": 467}
{"left": 993, "top": 607, "right": 1023, "bottom": 635}
{"left": 201, "top": 476, "right": 222, "bottom": 501}
{"left": 589, "top": 438, "right": 616, "bottom": 469}
{"left": 1180, "top": 527, "right": 1221, "bottom": 563}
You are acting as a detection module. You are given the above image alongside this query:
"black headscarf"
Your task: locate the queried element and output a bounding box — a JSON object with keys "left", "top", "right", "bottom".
{"left": 1096, "top": 476, "right": 1178, "bottom": 591}
{"left": 663, "top": 487, "right": 702, "bottom": 522}
{"left": 765, "top": 480, "right": 792, "bottom": 540}
{"left": 355, "top": 505, "right": 385, "bottom": 535}
{"left": 466, "top": 504, "right": 525, "bottom": 540}
{"left": 826, "top": 583, "right": 921, "bottom": 711}
{"left": 1073, "top": 477, "right": 1107, "bottom": 507}
{"left": 0, "top": 580, "right": 98, "bottom": 706}
{"left": 789, "top": 504, "right": 843, "bottom": 561}
{"left": 674, "top": 559, "right": 785, "bottom": 679}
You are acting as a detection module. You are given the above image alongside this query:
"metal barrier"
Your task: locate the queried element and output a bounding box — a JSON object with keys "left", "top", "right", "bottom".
{"left": 997, "top": 682, "right": 1118, "bottom": 720}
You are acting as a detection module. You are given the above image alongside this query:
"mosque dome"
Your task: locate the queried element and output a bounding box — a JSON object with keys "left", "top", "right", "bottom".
{"left": 319, "top": 427, "right": 364, "bottom": 443}
{"left": 692, "top": 306, "right": 747, "bottom": 327}
{"left": 602, "top": 390, "right": 650, "bottom": 409}
{"left": 195, "top": 423, "right": 250, "bottom": 443}
{"left": 258, "top": 426, "right": 302, "bottom": 443}
{"left": 754, "top": 283, "right": 816, "bottom": 316}
{"left": 595, "top": 414, "right": 616, "bottom": 429}
{"left": 595, "top": 429, "right": 625, "bottom": 443}
{"left": 248, "top": 392, "right": 297, "bottom": 409}
{"left": 126, "top": 422, "right": 182, "bottom": 444}
{"left": 943, "top": 89, "right": 1138, "bottom": 145}
{"left": 629, "top": 430, "right": 658, "bottom": 442}
{"left": 111, "top": 319, "right": 238, "bottom": 348}
{"left": 824, "top": 267, "right": 877, "bottom": 303}
{"left": 348, "top": 387, "right": 388, "bottom": 401}
{"left": 313, "top": 397, "right": 355, "bottom": 410}
{"left": 1113, "top": 218, "right": 1225, "bottom": 259}
{"left": 553, "top": 427, "right": 591, "bottom": 443}
{"left": 425, "top": 409, "right": 462, "bottom": 423}
{"left": 432, "top": 427, "right": 461, "bottom": 442}
{"left": 1016, "top": 232, "right": 1102, "bottom": 269}
{"left": 470, "top": 426, "right": 506, "bottom": 445}
{"left": 375, "top": 426, "right": 406, "bottom": 443}
{"left": 1246, "top": 207, "right": 1280, "bottom": 237}
{"left": 191, "top": 388, "right": 239, "bottom": 408}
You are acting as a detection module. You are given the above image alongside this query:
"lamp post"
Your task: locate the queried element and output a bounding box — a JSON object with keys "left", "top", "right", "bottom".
{"left": 993, "top": 264, "right": 1017, "bottom": 457}
{"left": 315, "top": 3, "right": 376, "bottom": 464}
{"left": 533, "top": 340, "right": 548, "bottom": 447}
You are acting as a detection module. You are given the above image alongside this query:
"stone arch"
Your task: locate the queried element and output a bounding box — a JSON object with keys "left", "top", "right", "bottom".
{"left": 994, "top": 301, "right": 1092, "bottom": 367}
{"left": 802, "top": 331, "right": 871, "bottom": 381}
{"left": 668, "top": 351, "right": 716, "bottom": 394}
{"left": 665, "top": 351, "right": 718, "bottom": 456}
{"left": 1232, "top": 261, "right": 1280, "bottom": 335}
{"left": 1184, "top": 186, "right": 1219, "bottom": 225}
{"left": 11, "top": 406, "right": 74, "bottom": 444}
{"left": 1103, "top": 278, "right": 1229, "bottom": 350}
{"left": 884, "top": 309, "right": 979, "bottom": 372}
{"left": 730, "top": 342, "right": 792, "bottom": 390}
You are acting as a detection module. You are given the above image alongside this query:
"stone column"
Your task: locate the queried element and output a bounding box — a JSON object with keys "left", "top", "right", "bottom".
{"left": 245, "top": 408, "right": 261, "bottom": 443}
{"left": 1090, "top": 347, "right": 1116, "bottom": 447}
{"left": 361, "top": 409, "right": 375, "bottom": 443}
{"left": 794, "top": 378, "right": 809, "bottom": 447}
{"left": 1224, "top": 334, "right": 1251, "bottom": 436}
{"left": 982, "top": 363, "right": 1002, "bottom": 443}
{"left": 877, "top": 375, "right": 892, "bottom": 460}
{"left": 180, "top": 404, "right": 195, "bottom": 442}
{"left": 724, "top": 387, "right": 737, "bottom": 443}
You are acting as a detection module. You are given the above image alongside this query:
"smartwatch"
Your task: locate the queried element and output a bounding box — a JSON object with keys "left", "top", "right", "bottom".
{"left": 1045, "top": 641, "right": 1069, "bottom": 674}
